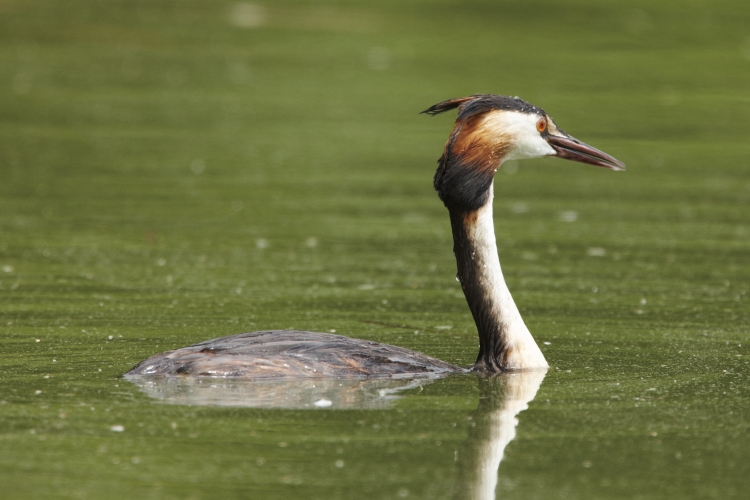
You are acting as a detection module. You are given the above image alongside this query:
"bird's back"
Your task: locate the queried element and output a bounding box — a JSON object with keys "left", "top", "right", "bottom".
{"left": 124, "top": 330, "right": 462, "bottom": 379}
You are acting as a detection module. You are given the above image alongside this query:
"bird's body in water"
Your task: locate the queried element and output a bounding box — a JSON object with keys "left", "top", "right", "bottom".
{"left": 126, "top": 94, "right": 624, "bottom": 380}
{"left": 128, "top": 330, "right": 458, "bottom": 379}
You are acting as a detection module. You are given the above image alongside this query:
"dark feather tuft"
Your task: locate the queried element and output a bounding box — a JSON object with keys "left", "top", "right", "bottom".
{"left": 421, "top": 94, "right": 545, "bottom": 119}
{"left": 420, "top": 95, "right": 483, "bottom": 116}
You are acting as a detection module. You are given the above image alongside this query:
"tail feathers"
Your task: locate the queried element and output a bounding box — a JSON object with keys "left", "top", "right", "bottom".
{"left": 420, "top": 95, "right": 484, "bottom": 116}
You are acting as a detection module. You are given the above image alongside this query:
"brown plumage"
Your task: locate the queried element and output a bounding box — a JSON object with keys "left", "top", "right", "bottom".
{"left": 447, "top": 115, "right": 513, "bottom": 174}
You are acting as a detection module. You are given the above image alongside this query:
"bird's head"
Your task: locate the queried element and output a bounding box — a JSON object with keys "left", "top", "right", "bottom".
{"left": 423, "top": 94, "right": 625, "bottom": 211}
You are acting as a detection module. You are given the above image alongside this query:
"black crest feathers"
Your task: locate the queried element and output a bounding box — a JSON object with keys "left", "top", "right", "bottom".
{"left": 420, "top": 95, "right": 481, "bottom": 116}
{"left": 421, "top": 94, "right": 545, "bottom": 120}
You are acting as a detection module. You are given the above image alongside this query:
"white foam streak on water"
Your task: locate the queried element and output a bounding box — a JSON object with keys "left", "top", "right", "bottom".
{"left": 558, "top": 210, "right": 578, "bottom": 222}
{"left": 228, "top": 3, "right": 267, "bottom": 29}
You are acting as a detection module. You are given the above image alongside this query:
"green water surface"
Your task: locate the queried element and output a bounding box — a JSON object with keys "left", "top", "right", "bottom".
{"left": 1, "top": 0, "right": 749, "bottom": 498}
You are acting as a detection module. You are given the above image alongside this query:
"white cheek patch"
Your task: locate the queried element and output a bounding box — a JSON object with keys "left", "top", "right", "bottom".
{"left": 484, "top": 111, "right": 555, "bottom": 161}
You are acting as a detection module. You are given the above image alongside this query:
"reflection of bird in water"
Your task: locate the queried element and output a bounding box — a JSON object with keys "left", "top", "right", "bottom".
{"left": 127, "top": 366, "right": 547, "bottom": 500}
{"left": 127, "top": 373, "right": 435, "bottom": 409}
{"left": 126, "top": 95, "right": 624, "bottom": 379}
{"left": 453, "top": 370, "right": 547, "bottom": 500}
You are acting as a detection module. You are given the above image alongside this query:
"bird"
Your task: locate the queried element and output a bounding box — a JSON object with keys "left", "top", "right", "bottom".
{"left": 124, "top": 94, "right": 624, "bottom": 380}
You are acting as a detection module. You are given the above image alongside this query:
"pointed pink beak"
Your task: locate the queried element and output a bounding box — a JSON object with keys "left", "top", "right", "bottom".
{"left": 547, "top": 133, "right": 626, "bottom": 171}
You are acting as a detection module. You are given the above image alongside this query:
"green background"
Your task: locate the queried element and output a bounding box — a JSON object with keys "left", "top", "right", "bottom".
{"left": 1, "top": 0, "right": 748, "bottom": 498}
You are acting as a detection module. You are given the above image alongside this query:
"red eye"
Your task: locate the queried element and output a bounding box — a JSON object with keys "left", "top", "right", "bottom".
{"left": 536, "top": 118, "right": 547, "bottom": 133}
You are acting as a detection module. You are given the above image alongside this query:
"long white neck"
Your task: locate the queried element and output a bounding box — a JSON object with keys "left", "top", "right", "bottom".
{"left": 449, "top": 182, "right": 547, "bottom": 371}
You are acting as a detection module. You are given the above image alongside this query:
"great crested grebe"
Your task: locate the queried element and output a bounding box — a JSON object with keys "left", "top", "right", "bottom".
{"left": 125, "top": 94, "right": 624, "bottom": 379}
